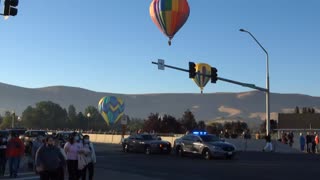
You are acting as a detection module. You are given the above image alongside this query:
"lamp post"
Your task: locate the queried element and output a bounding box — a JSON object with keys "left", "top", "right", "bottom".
{"left": 240, "top": 29, "right": 270, "bottom": 135}
{"left": 87, "top": 113, "right": 91, "bottom": 131}
{"left": 11, "top": 111, "right": 15, "bottom": 128}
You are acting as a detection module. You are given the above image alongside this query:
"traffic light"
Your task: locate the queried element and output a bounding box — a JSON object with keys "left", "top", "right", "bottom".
{"left": 4, "top": 0, "right": 19, "bottom": 16}
{"left": 189, "top": 62, "right": 196, "bottom": 78}
{"left": 211, "top": 67, "right": 218, "bottom": 83}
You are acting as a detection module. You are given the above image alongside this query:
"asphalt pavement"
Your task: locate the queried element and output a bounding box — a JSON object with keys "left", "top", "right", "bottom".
{"left": 2, "top": 143, "right": 318, "bottom": 180}
{"left": 94, "top": 143, "right": 320, "bottom": 180}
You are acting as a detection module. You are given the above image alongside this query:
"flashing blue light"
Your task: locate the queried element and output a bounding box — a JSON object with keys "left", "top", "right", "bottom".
{"left": 192, "top": 131, "right": 207, "bottom": 135}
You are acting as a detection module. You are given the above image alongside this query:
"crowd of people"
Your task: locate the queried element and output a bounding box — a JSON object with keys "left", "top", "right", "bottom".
{"left": 0, "top": 131, "right": 96, "bottom": 180}
{"left": 299, "top": 132, "right": 319, "bottom": 153}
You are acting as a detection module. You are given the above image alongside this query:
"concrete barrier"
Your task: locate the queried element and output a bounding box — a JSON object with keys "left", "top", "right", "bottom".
{"left": 83, "top": 134, "right": 300, "bottom": 153}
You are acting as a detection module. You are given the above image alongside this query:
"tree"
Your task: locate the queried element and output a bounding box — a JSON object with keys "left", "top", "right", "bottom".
{"left": 68, "top": 105, "right": 77, "bottom": 128}
{"left": 311, "top": 108, "right": 316, "bottom": 113}
{"left": 84, "top": 106, "right": 105, "bottom": 130}
{"left": 180, "top": 110, "right": 197, "bottom": 132}
{"left": 126, "top": 118, "right": 144, "bottom": 133}
{"left": 0, "top": 111, "right": 16, "bottom": 129}
{"left": 302, "top": 107, "right": 308, "bottom": 114}
{"left": 197, "top": 121, "right": 206, "bottom": 131}
{"left": 206, "top": 122, "right": 223, "bottom": 135}
{"left": 159, "top": 115, "right": 183, "bottom": 134}
{"left": 143, "top": 113, "right": 161, "bottom": 133}
{"left": 21, "top": 101, "right": 68, "bottom": 129}
{"left": 294, "top": 106, "right": 300, "bottom": 114}
{"left": 260, "top": 119, "right": 278, "bottom": 133}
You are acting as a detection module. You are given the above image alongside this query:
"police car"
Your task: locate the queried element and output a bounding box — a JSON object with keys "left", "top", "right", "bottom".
{"left": 174, "top": 131, "right": 236, "bottom": 160}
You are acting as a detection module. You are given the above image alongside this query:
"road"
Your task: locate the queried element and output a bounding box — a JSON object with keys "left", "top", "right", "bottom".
{"left": 94, "top": 143, "right": 320, "bottom": 180}
{"left": 3, "top": 143, "right": 319, "bottom": 180}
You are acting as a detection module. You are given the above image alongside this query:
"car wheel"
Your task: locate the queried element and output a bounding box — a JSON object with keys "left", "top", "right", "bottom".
{"left": 203, "top": 149, "right": 212, "bottom": 160}
{"left": 226, "top": 155, "right": 234, "bottom": 160}
{"left": 176, "top": 146, "right": 184, "bottom": 157}
{"left": 145, "top": 146, "right": 152, "bottom": 155}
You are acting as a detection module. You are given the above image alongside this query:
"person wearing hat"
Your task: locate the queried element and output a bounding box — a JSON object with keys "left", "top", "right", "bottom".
{"left": 6, "top": 132, "right": 25, "bottom": 178}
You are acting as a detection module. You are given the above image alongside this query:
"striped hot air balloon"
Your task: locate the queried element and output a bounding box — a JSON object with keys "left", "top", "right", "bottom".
{"left": 193, "top": 63, "right": 211, "bottom": 94}
{"left": 150, "top": 0, "right": 190, "bottom": 46}
{"left": 98, "top": 96, "right": 125, "bottom": 126}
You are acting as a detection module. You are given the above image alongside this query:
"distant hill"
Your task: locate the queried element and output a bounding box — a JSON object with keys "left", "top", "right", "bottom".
{"left": 1, "top": 82, "right": 320, "bottom": 128}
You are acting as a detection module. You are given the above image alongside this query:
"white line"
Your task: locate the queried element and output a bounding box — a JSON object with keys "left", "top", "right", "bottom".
{"left": 4, "top": 172, "right": 36, "bottom": 176}
{"left": 2, "top": 176, "right": 39, "bottom": 180}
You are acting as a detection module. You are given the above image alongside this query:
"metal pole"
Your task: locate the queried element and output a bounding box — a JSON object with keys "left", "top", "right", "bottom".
{"left": 12, "top": 111, "right": 15, "bottom": 128}
{"left": 266, "top": 54, "right": 270, "bottom": 135}
{"left": 240, "top": 29, "right": 270, "bottom": 135}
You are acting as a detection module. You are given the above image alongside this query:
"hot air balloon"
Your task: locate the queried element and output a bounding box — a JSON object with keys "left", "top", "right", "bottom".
{"left": 193, "top": 63, "right": 211, "bottom": 94}
{"left": 98, "top": 96, "right": 125, "bottom": 126}
{"left": 150, "top": 0, "right": 190, "bottom": 46}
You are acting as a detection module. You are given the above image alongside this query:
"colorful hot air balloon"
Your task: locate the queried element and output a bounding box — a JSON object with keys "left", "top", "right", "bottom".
{"left": 150, "top": 0, "right": 190, "bottom": 46}
{"left": 98, "top": 96, "right": 125, "bottom": 126}
{"left": 193, "top": 63, "right": 211, "bottom": 94}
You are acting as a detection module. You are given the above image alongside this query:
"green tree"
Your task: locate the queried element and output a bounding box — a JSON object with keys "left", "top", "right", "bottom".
{"left": 143, "top": 113, "right": 161, "bottom": 133}
{"left": 68, "top": 105, "right": 77, "bottom": 128}
{"left": 197, "top": 121, "right": 206, "bottom": 131}
{"left": 206, "top": 122, "right": 223, "bottom": 135}
{"left": 160, "top": 115, "right": 182, "bottom": 134}
{"left": 126, "top": 118, "right": 144, "bottom": 133}
{"left": 22, "top": 101, "right": 67, "bottom": 129}
{"left": 84, "top": 106, "right": 105, "bottom": 130}
{"left": 181, "top": 110, "right": 197, "bottom": 132}
{"left": 0, "top": 111, "right": 16, "bottom": 129}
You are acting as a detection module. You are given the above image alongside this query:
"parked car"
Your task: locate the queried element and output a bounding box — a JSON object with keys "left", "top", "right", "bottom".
{"left": 122, "top": 134, "right": 171, "bottom": 155}
{"left": 0, "top": 130, "right": 9, "bottom": 138}
{"left": 174, "top": 131, "right": 236, "bottom": 160}
{"left": 20, "top": 130, "right": 48, "bottom": 145}
{"left": 7, "top": 128, "right": 27, "bottom": 137}
{"left": 55, "top": 131, "right": 83, "bottom": 147}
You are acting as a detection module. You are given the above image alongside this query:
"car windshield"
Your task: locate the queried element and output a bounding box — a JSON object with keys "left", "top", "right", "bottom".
{"left": 200, "top": 135, "right": 220, "bottom": 142}
{"left": 30, "top": 131, "right": 47, "bottom": 137}
{"left": 141, "top": 134, "right": 155, "bottom": 140}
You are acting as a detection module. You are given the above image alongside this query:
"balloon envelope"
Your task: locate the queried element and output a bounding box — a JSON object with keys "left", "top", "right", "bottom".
{"left": 98, "top": 96, "right": 125, "bottom": 126}
{"left": 193, "top": 63, "right": 211, "bottom": 93}
{"left": 150, "top": 0, "right": 190, "bottom": 45}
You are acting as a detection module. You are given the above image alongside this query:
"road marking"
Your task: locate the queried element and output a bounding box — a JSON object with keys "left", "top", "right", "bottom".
{"left": 4, "top": 172, "right": 35, "bottom": 176}
{"left": 2, "top": 176, "right": 39, "bottom": 180}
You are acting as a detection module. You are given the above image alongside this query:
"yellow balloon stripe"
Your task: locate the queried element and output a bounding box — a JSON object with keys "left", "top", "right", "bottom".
{"left": 192, "top": 63, "right": 211, "bottom": 92}
{"left": 101, "top": 112, "right": 110, "bottom": 126}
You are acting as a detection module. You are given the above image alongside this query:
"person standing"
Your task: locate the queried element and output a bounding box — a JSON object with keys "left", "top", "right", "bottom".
{"left": 0, "top": 134, "right": 7, "bottom": 177}
{"left": 315, "top": 133, "right": 319, "bottom": 153}
{"left": 32, "top": 135, "right": 44, "bottom": 173}
{"left": 36, "top": 136, "right": 66, "bottom": 180}
{"left": 306, "top": 132, "right": 312, "bottom": 153}
{"left": 80, "top": 135, "right": 96, "bottom": 180}
{"left": 263, "top": 134, "right": 273, "bottom": 152}
{"left": 299, "top": 133, "right": 306, "bottom": 152}
{"left": 6, "top": 132, "right": 25, "bottom": 178}
{"left": 64, "top": 135, "right": 82, "bottom": 180}
{"left": 54, "top": 139, "right": 67, "bottom": 179}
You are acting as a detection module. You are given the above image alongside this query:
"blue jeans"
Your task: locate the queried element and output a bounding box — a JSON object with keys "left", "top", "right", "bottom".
{"left": 9, "top": 157, "right": 20, "bottom": 177}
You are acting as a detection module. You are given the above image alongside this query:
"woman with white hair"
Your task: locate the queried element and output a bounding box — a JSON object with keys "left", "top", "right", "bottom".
{"left": 299, "top": 133, "right": 305, "bottom": 152}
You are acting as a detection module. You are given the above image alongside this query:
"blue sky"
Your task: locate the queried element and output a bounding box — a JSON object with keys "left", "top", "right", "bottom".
{"left": 0, "top": 0, "right": 319, "bottom": 96}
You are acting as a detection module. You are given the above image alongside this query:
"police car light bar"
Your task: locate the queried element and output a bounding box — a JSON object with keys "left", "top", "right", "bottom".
{"left": 192, "top": 131, "right": 207, "bottom": 135}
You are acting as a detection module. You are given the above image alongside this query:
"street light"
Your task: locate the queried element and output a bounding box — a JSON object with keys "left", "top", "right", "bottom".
{"left": 240, "top": 28, "right": 270, "bottom": 135}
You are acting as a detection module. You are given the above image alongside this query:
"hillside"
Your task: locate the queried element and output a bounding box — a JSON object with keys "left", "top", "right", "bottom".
{"left": 1, "top": 82, "right": 320, "bottom": 128}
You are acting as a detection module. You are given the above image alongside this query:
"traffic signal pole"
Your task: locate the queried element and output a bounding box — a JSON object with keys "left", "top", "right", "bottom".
{"left": 151, "top": 61, "right": 268, "bottom": 92}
